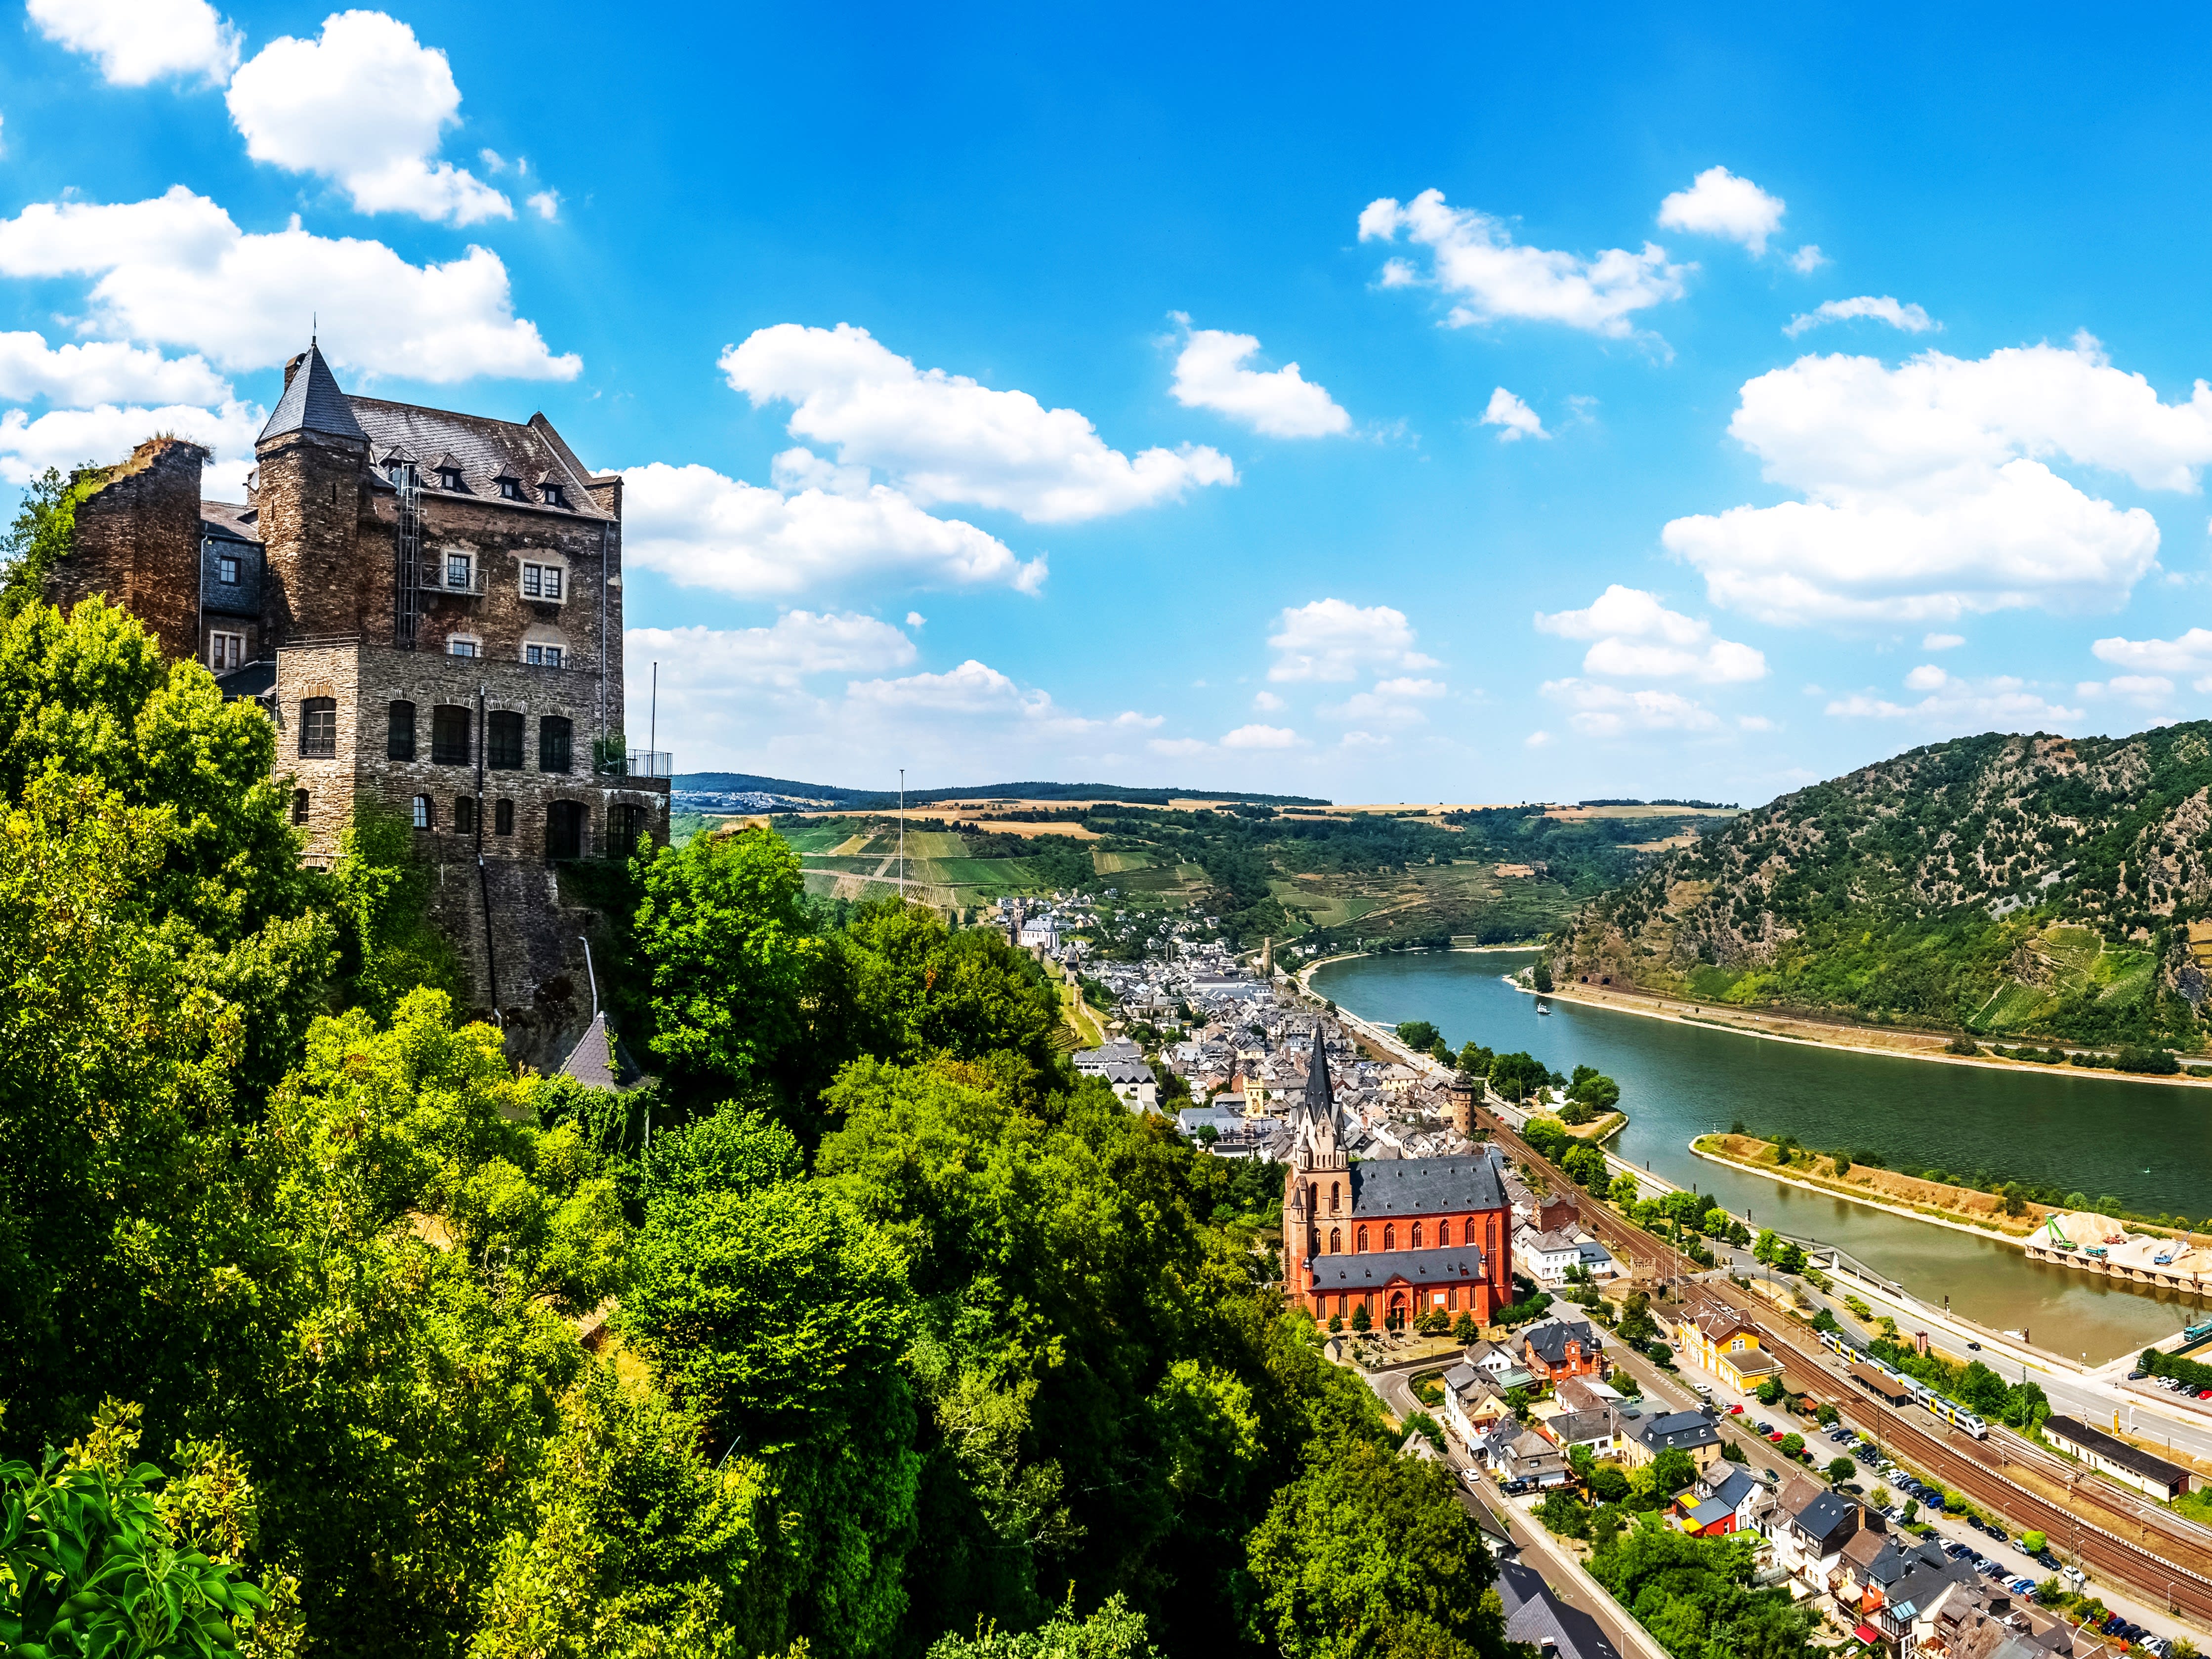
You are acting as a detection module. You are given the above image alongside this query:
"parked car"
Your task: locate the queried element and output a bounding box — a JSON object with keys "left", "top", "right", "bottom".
{"left": 1755, "top": 1421, "right": 1774, "bottom": 1435}
{"left": 2035, "top": 1549, "right": 2060, "bottom": 1570}
{"left": 1728, "top": 1404, "right": 1745, "bottom": 1415}
{"left": 2128, "top": 1368, "right": 2148, "bottom": 1381}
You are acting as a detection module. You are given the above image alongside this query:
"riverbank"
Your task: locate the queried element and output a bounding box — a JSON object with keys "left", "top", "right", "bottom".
{"left": 1540, "top": 977, "right": 2212, "bottom": 1091}
{"left": 1691, "top": 1133, "right": 2049, "bottom": 1251}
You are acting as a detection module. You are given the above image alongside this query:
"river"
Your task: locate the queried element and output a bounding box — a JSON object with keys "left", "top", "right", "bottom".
{"left": 1311, "top": 949, "right": 2208, "bottom": 1363}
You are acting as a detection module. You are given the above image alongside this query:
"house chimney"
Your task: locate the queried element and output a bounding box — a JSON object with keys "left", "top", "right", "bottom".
{"left": 282, "top": 351, "right": 307, "bottom": 391}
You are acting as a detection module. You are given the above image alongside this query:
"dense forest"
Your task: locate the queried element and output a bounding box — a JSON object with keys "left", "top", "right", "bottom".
{"left": 1556, "top": 723, "right": 2212, "bottom": 1047}
{"left": 0, "top": 598, "right": 1511, "bottom": 1658}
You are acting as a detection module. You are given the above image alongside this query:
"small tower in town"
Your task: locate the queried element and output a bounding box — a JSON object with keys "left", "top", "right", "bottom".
{"left": 1281, "top": 1039, "right": 1348, "bottom": 1270}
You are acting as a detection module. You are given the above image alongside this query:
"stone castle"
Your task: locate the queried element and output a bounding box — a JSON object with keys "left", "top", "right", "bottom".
{"left": 46, "top": 340, "right": 670, "bottom": 1065}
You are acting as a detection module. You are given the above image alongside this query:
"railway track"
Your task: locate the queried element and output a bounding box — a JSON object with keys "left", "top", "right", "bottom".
{"left": 1479, "top": 1108, "right": 2212, "bottom": 1622}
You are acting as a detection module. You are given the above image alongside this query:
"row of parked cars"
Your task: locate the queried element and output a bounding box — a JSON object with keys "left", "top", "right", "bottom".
{"left": 2131, "top": 1369, "right": 2212, "bottom": 1402}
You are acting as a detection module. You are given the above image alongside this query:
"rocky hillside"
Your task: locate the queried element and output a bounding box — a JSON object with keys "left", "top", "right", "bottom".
{"left": 1552, "top": 723, "right": 2212, "bottom": 1047}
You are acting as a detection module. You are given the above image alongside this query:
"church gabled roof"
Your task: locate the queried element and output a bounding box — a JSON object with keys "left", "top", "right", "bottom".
{"left": 1300, "top": 1043, "right": 1336, "bottom": 1120}
{"left": 257, "top": 342, "right": 368, "bottom": 446}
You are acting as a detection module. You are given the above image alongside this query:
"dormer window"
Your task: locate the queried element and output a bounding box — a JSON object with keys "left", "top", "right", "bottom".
{"left": 496, "top": 475, "right": 523, "bottom": 500}
{"left": 217, "top": 555, "right": 239, "bottom": 584}
{"left": 543, "top": 483, "right": 566, "bottom": 508}
{"left": 438, "top": 467, "right": 463, "bottom": 491}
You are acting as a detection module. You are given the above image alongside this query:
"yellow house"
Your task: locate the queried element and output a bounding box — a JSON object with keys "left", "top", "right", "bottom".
{"left": 1673, "top": 1290, "right": 1786, "bottom": 1392}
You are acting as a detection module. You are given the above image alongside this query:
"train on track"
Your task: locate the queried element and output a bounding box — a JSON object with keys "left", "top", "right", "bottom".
{"left": 1820, "top": 1328, "right": 1990, "bottom": 1438}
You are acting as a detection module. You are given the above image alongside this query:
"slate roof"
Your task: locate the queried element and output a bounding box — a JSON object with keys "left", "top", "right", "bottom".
{"left": 1497, "top": 1559, "right": 1624, "bottom": 1659}
{"left": 1789, "top": 1489, "right": 1858, "bottom": 1552}
{"left": 1702, "top": 1466, "right": 1760, "bottom": 1513}
{"left": 1544, "top": 1408, "right": 1617, "bottom": 1446}
{"left": 257, "top": 343, "right": 368, "bottom": 445}
{"left": 1349, "top": 1149, "right": 1507, "bottom": 1216}
{"left": 1635, "top": 1409, "right": 1720, "bottom": 1456}
{"left": 556, "top": 1012, "right": 646, "bottom": 1091}
{"left": 1306, "top": 1247, "right": 1487, "bottom": 1291}
{"left": 200, "top": 501, "right": 261, "bottom": 545}
{"left": 350, "top": 399, "right": 613, "bottom": 520}
{"left": 1683, "top": 1497, "right": 1734, "bottom": 1530}
{"left": 1523, "top": 1320, "right": 1601, "bottom": 1368}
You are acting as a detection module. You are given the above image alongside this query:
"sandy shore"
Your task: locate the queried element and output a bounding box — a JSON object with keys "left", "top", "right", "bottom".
{"left": 1539, "top": 978, "right": 2212, "bottom": 1091}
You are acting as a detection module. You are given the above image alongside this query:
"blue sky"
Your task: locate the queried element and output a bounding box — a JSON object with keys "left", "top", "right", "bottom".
{"left": 6, "top": 2, "right": 2212, "bottom": 804}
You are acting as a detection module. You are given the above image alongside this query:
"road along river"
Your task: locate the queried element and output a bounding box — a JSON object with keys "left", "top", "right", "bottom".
{"left": 1312, "top": 949, "right": 2209, "bottom": 1363}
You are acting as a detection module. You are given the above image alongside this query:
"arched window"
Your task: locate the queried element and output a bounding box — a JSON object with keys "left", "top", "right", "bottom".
{"left": 486, "top": 710, "right": 524, "bottom": 770}
{"left": 411, "top": 794, "right": 432, "bottom": 830}
{"left": 1329, "top": 1181, "right": 1340, "bottom": 1213}
{"left": 494, "top": 798, "right": 513, "bottom": 836}
{"left": 1355, "top": 1227, "right": 1368, "bottom": 1253}
{"left": 387, "top": 700, "right": 416, "bottom": 761}
{"left": 539, "top": 714, "right": 573, "bottom": 774}
{"left": 431, "top": 704, "right": 471, "bottom": 766}
{"left": 545, "top": 799, "right": 584, "bottom": 861}
{"left": 1383, "top": 1225, "right": 1395, "bottom": 1250}
{"left": 298, "top": 696, "right": 336, "bottom": 758}
{"left": 1410, "top": 1222, "right": 1423, "bottom": 1248}
{"left": 610, "top": 801, "right": 648, "bottom": 852}
{"left": 1329, "top": 1228, "right": 1340, "bottom": 1254}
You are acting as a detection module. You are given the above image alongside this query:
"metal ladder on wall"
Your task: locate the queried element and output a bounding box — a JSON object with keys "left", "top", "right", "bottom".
{"left": 395, "top": 459, "right": 421, "bottom": 649}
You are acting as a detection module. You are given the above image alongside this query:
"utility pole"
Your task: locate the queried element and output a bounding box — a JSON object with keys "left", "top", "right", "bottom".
{"left": 649, "top": 660, "right": 658, "bottom": 771}
{"left": 898, "top": 767, "right": 906, "bottom": 901}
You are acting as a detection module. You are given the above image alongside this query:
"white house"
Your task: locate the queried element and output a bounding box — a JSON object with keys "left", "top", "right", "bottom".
{"left": 1514, "top": 1224, "right": 1584, "bottom": 1287}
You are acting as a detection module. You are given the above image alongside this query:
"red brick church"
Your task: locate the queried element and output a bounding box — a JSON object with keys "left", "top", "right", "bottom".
{"left": 1281, "top": 1049, "right": 1513, "bottom": 1325}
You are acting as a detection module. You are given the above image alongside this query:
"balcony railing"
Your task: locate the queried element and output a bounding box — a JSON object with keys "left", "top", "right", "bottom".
{"left": 420, "top": 568, "right": 487, "bottom": 595}
{"left": 626, "top": 750, "right": 672, "bottom": 778}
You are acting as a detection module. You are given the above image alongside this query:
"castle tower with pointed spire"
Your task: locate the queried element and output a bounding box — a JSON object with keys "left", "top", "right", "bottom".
{"left": 42, "top": 338, "right": 670, "bottom": 1069}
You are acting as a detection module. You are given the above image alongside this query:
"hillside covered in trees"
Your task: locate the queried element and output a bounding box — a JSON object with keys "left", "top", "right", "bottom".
{"left": 1553, "top": 722, "right": 2212, "bottom": 1048}
{"left": 0, "top": 598, "right": 1515, "bottom": 1659}
{"left": 769, "top": 800, "right": 1729, "bottom": 954}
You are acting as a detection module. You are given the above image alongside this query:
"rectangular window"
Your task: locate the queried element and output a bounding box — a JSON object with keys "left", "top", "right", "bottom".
{"left": 525, "top": 644, "right": 564, "bottom": 668}
{"left": 487, "top": 710, "right": 524, "bottom": 770}
{"left": 446, "top": 553, "right": 472, "bottom": 588}
{"left": 494, "top": 797, "right": 514, "bottom": 836}
{"left": 299, "top": 697, "right": 336, "bottom": 759}
{"left": 291, "top": 788, "right": 310, "bottom": 825}
{"left": 454, "top": 796, "right": 477, "bottom": 835}
{"left": 539, "top": 714, "right": 572, "bottom": 774}
{"left": 544, "top": 483, "right": 566, "bottom": 507}
{"left": 208, "top": 631, "right": 244, "bottom": 670}
{"left": 387, "top": 700, "right": 416, "bottom": 762}
{"left": 217, "top": 555, "right": 239, "bottom": 584}
{"left": 430, "top": 705, "right": 471, "bottom": 766}
{"left": 447, "top": 638, "right": 477, "bottom": 658}
{"left": 499, "top": 479, "right": 522, "bottom": 500}
{"left": 438, "top": 467, "right": 462, "bottom": 491}
{"left": 522, "top": 562, "right": 564, "bottom": 601}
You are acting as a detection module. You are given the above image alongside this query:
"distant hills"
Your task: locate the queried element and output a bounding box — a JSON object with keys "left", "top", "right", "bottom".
{"left": 671, "top": 773, "right": 1331, "bottom": 809}
{"left": 1554, "top": 721, "right": 2212, "bottom": 1048}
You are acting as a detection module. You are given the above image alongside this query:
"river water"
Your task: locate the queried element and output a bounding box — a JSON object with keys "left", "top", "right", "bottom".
{"left": 1311, "top": 949, "right": 2208, "bottom": 1363}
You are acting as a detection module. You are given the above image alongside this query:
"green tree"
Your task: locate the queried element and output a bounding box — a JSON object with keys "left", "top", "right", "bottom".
{"left": 1245, "top": 1438, "right": 1513, "bottom": 1659}
{"left": 1564, "top": 1143, "right": 1609, "bottom": 1190}
{"left": 1610, "top": 1172, "right": 1642, "bottom": 1208}
{"left": 1587, "top": 1527, "right": 1815, "bottom": 1659}
{"left": 1532, "top": 960, "right": 1554, "bottom": 994}
{"left": 0, "top": 1412, "right": 274, "bottom": 1659}
{"left": 632, "top": 825, "right": 826, "bottom": 1117}
{"left": 924, "top": 1595, "right": 1162, "bottom": 1659}
{"left": 1587, "top": 1464, "right": 1630, "bottom": 1504}
{"left": 840, "top": 899, "right": 1066, "bottom": 1086}
{"left": 1779, "top": 1433, "right": 1804, "bottom": 1460}
{"left": 1648, "top": 1448, "right": 1698, "bottom": 1495}
{"left": 1396, "top": 1020, "right": 1440, "bottom": 1052}
{"left": 0, "top": 464, "right": 104, "bottom": 615}
{"left": 1702, "top": 1207, "right": 1732, "bottom": 1237}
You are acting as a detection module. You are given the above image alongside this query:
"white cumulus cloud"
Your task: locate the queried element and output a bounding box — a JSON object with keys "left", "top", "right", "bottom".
{"left": 1824, "top": 666, "right": 2083, "bottom": 727}
{"left": 1358, "top": 188, "right": 1689, "bottom": 339}
{"left": 1266, "top": 598, "right": 1440, "bottom": 683}
{"left": 1321, "top": 676, "right": 1447, "bottom": 726}
{"left": 1663, "top": 339, "right": 2212, "bottom": 626}
{"left": 622, "top": 460, "right": 1044, "bottom": 601}
{"left": 2091, "top": 629, "right": 2212, "bottom": 674}
{"left": 721, "top": 323, "right": 1235, "bottom": 524}
{"left": 1541, "top": 679, "right": 1719, "bottom": 737}
{"left": 1220, "top": 723, "right": 1301, "bottom": 749}
{"left": 2076, "top": 674, "right": 2174, "bottom": 708}
{"left": 0, "top": 332, "right": 229, "bottom": 405}
{"left": 1480, "top": 387, "right": 1545, "bottom": 442}
{"left": 1169, "top": 320, "right": 1349, "bottom": 438}
{"left": 1656, "top": 166, "right": 1786, "bottom": 255}
{"left": 226, "top": 10, "right": 510, "bottom": 225}
{"left": 0, "top": 399, "right": 262, "bottom": 491}
{"left": 29, "top": 0, "right": 240, "bottom": 85}
{"left": 1922, "top": 632, "right": 1966, "bottom": 650}
{"left": 1785, "top": 296, "right": 1938, "bottom": 338}
{"left": 626, "top": 614, "right": 916, "bottom": 692}
{"left": 0, "top": 186, "right": 578, "bottom": 381}
{"left": 1534, "top": 584, "right": 1766, "bottom": 683}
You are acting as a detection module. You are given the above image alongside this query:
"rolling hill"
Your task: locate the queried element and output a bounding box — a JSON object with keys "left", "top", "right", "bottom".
{"left": 1551, "top": 722, "right": 2212, "bottom": 1048}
